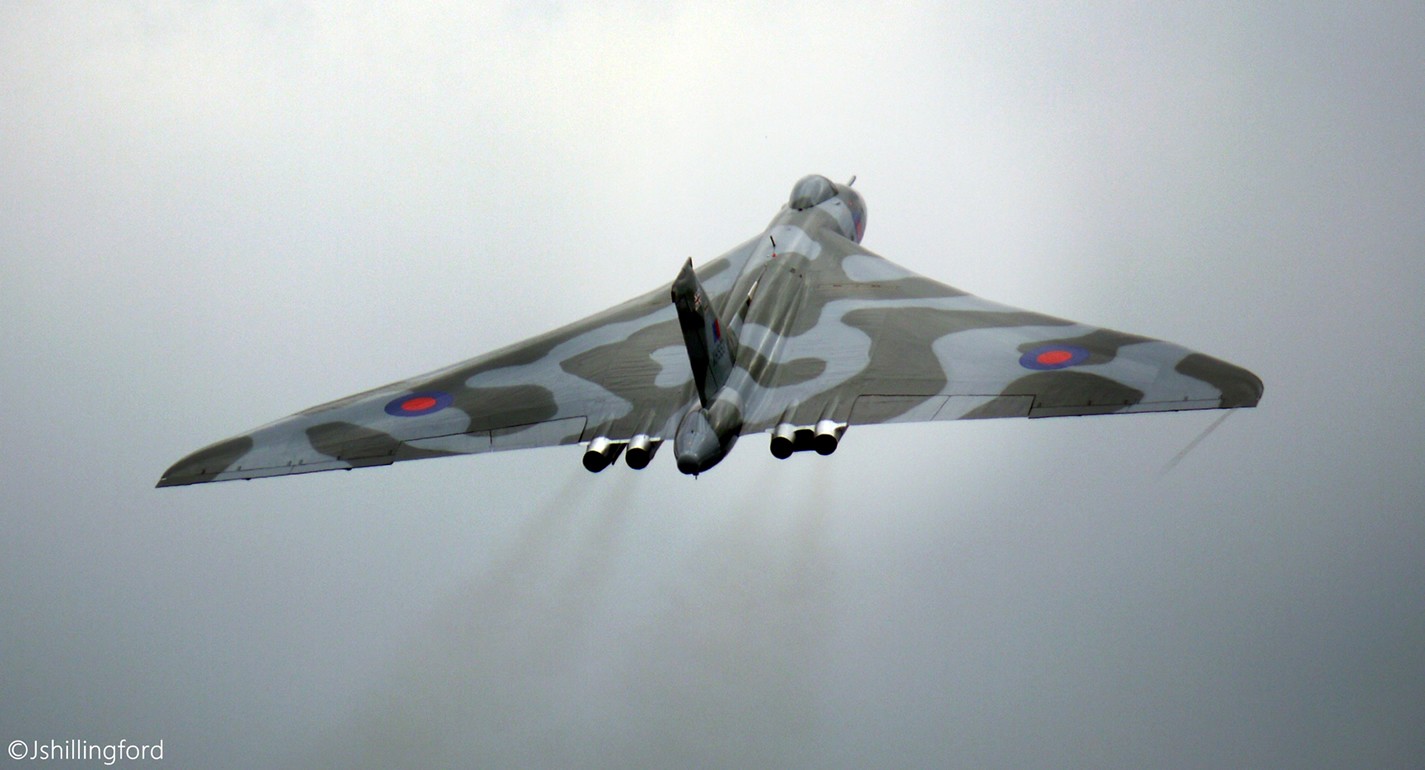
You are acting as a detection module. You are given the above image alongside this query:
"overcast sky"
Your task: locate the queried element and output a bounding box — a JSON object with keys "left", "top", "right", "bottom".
{"left": 4, "top": 2, "right": 1423, "bottom": 767}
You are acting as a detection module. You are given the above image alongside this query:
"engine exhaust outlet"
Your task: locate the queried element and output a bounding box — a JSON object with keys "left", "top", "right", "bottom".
{"left": 813, "top": 419, "right": 846, "bottom": 456}
{"left": 582, "top": 436, "right": 624, "bottom": 472}
{"left": 625, "top": 434, "right": 661, "bottom": 469}
{"left": 770, "top": 423, "right": 796, "bottom": 459}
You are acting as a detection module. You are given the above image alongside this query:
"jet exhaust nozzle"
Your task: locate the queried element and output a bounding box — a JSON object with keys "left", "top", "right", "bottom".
{"left": 813, "top": 419, "right": 846, "bottom": 456}
{"left": 768, "top": 420, "right": 846, "bottom": 458}
{"left": 625, "top": 434, "right": 661, "bottom": 469}
{"left": 582, "top": 436, "right": 625, "bottom": 473}
{"left": 770, "top": 423, "right": 796, "bottom": 459}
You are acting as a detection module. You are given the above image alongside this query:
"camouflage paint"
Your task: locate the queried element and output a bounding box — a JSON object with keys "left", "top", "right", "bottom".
{"left": 158, "top": 175, "right": 1262, "bottom": 486}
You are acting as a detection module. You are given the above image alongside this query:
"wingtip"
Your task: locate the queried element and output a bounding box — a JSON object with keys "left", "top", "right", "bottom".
{"left": 1224, "top": 367, "right": 1265, "bottom": 409}
{"left": 157, "top": 435, "right": 254, "bottom": 490}
{"left": 1175, "top": 353, "right": 1264, "bottom": 409}
{"left": 155, "top": 472, "right": 192, "bottom": 488}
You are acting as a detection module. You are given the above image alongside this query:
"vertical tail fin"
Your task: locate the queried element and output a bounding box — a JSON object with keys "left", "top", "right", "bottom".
{"left": 671, "top": 258, "right": 737, "bottom": 407}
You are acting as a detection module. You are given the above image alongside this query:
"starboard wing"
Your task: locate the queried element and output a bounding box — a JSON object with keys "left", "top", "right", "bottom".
{"left": 734, "top": 241, "right": 1263, "bottom": 434}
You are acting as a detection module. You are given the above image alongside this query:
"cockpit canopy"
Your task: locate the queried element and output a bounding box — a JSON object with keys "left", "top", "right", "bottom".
{"left": 788, "top": 175, "right": 837, "bottom": 210}
{"left": 785, "top": 174, "right": 867, "bottom": 243}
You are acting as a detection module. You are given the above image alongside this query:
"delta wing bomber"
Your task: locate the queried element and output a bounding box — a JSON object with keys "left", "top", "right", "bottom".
{"left": 158, "top": 175, "right": 1262, "bottom": 486}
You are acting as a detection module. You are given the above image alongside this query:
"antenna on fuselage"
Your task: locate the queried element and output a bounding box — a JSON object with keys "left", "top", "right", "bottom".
{"left": 846, "top": 175, "right": 857, "bottom": 186}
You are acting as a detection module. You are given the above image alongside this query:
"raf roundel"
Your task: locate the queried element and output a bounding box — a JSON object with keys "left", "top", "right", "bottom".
{"left": 1019, "top": 344, "right": 1091, "bottom": 371}
{"left": 384, "top": 391, "right": 454, "bottom": 417}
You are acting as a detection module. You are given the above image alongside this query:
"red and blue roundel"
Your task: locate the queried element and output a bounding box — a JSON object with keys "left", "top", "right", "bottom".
{"left": 384, "top": 391, "right": 453, "bottom": 417}
{"left": 1019, "top": 344, "right": 1091, "bottom": 370}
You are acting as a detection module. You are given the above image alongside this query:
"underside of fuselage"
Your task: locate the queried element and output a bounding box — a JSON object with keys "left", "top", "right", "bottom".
{"left": 584, "top": 175, "right": 864, "bottom": 476}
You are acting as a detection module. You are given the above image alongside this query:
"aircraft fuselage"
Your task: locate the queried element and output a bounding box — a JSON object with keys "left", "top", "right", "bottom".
{"left": 670, "top": 175, "right": 865, "bottom": 474}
